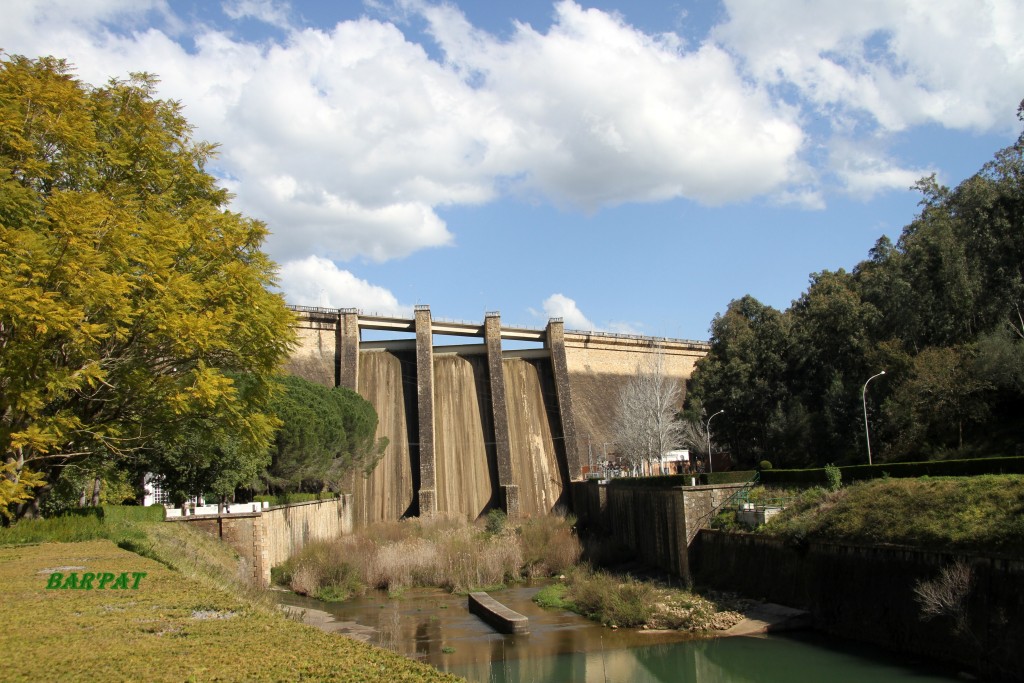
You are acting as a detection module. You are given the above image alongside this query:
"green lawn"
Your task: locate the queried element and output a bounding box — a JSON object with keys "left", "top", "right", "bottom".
{"left": 760, "top": 474, "right": 1024, "bottom": 555}
{"left": 1, "top": 539, "right": 461, "bottom": 682}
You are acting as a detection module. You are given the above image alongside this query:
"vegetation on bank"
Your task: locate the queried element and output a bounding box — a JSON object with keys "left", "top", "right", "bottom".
{"left": 275, "top": 511, "right": 582, "bottom": 600}
{"left": 739, "top": 475, "right": 1024, "bottom": 555}
{"left": 0, "top": 514, "right": 458, "bottom": 682}
{"left": 533, "top": 567, "right": 747, "bottom": 632}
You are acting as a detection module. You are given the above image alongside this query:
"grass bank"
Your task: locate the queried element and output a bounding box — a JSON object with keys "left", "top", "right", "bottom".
{"left": 276, "top": 511, "right": 582, "bottom": 600}
{"left": 533, "top": 566, "right": 748, "bottom": 632}
{"left": 0, "top": 515, "right": 459, "bottom": 682}
{"left": 753, "top": 474, "right": 1024, "bottom": 554}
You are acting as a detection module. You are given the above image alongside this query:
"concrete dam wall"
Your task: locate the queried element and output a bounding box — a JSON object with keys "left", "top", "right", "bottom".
{"left": 289, "top": 305, "right": 708, "bottom": 525}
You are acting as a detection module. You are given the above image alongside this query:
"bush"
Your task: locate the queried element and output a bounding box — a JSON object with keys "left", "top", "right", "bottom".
{"left": 562, "top": 568, "right": 654, "bottom": 627}
{"left": 760, "top": 456, "right": 1024, "bottom": 487}
{"left": 824, "top": 464, "right": 842, "bottom": 492}
{"left": 485, "top": 509, "right": 507, "bottom": 535}
{"left": 702, "top": 470, "right": 757, "bottom": 485}
{"left": 608, "top": 471, "right": 756, "bottom": 488}
{"left": 519, "top": 512, "right": 582, "bottom": 577}
{"left": 759, "top": 460, "right": 773, "bottom": 470}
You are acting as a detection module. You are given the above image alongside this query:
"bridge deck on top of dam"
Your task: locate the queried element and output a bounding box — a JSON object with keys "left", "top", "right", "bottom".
{"left": 288, "top": 304, "right": 709, "bottom": 526}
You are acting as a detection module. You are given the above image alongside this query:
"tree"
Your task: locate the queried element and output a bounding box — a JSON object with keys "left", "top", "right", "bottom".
{"left": 613, "top": 349, "right": 683, "bottom": 475}
{"left": 262, "top": 375, "right": 387, "bottom": 493}
{"left": 687, "top": 296, "right": 795, "bottom": 467}
{"left": 0, "top": 55, "right": 295, "bottom": 515}
{"left": 883, "top": 346, "right": 992, "bottom": 457}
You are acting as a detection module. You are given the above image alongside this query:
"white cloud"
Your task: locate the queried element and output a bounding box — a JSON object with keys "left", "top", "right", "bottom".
{"left": 541, "top": 293, "right": 596, "bottom": 331}
{"left": 715, "top": 0, "right": 1024, "bottom": 134}
{"left": 421, "top": 1, "right": 805, "bottom": 208}
{"left": 3, "top": 0, "right": 1017, "bottom": 270}
{"left": 222, "top": 0, "right": 293, "bottom": 29}
{"left": 0, "top": 0, "right": 808, "bottom": 268}
{"left": 277, "top": 256, "right": 411, "bottom": 316}
{"left": 829, "top": 141, "right": 931, "bottom": 198}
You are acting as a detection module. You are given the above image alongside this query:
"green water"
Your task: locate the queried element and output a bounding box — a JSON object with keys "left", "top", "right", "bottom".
{"left": 446, "top": 632, "right": 963, "bottom": 683}
{"left": 276, "top": 584, "right": 963, "bottom": 683}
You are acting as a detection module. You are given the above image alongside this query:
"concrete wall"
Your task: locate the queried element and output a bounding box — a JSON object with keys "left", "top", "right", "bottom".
{"left": 562, "top": 333, "right": 707, "bottom": 474}
{"left": 572, "top": 481, "right": 746, "bottom": 580}
{"left": 694, "top": 530, "right": 1024, "bottom": 681}
{"left": 170, "top": 496, "right": 353, "bottom": 587}
{"left": 287, "top": 307, "right": 710, "bottom": 523}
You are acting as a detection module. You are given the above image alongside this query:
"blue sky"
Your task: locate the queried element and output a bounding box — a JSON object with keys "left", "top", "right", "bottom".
{"left": 4, "top": 1, "right": 1022, "bottom": 340}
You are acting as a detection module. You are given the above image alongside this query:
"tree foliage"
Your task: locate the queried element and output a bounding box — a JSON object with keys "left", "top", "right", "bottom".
{"left": 688, "top": 107, "right": 1024, "bottom": 466}
{"left": 0, "top": 55, "right": 295, "bottom": 514}
{"left": 263, "top": 375, "right": 387, "bottom": 493}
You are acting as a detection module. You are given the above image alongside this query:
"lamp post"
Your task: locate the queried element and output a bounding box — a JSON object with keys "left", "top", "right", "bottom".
{"left": 705, "top": 409, "right": 725, "bottom": 474}
{"left": 862, "top": 371, "right": 886, "bottom": 465}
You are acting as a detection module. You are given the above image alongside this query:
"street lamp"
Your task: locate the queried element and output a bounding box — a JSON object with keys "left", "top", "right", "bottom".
{"left": 705, "top": 409, "right": 725, "bottom": 474}
{"left": 862, "top": 371, "right": 886, "bottom": 465}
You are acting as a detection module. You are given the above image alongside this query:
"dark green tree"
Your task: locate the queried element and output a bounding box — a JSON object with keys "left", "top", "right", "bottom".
{"left": 688, "top": 296, "right": 797, "bottom": 467}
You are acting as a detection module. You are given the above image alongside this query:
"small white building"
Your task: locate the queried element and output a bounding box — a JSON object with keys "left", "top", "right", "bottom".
{"left": 660, "top": 449, "right": 689, "bottom": 474}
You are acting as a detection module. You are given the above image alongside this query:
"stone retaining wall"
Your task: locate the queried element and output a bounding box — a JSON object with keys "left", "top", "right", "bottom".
{"left": 170, "top": 496, "right": 353, "bottom": 587}
{"left": 694, "top": 529, "right": 1024, "bottom": 681}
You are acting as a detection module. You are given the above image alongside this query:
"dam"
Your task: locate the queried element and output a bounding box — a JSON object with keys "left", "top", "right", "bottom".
{"left": 289, "top": 305, "right": 709, "bottom": 525}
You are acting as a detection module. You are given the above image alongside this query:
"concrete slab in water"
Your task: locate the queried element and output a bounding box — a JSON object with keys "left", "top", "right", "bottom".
{"left": 468, "top": 591, "right": 530, "bottom": 634}
{"left": 723, "top": 602, "right": 811, "bottom": 636}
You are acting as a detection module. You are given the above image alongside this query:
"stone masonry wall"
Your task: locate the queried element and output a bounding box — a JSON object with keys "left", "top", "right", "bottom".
{"left": 170, "top": 496, "right": 353, "bottom": 587}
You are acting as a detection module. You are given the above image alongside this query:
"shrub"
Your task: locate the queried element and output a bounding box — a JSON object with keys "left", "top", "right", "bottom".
{"left": 519, "top": 512, "right": 582, "bottom": 577}
{"left": 563, "top": 568, "right": 654, "bottom": 627}
{"left": 914, "top": 560, "right": 973, "bottom": 633}
{"left": 485, "top": 509, "right": 507, "bottom": 535}
{"left": 759, "top": 460, "right": 773, "bottom": 470}
{"left": 824, "top": 464, "right": 842, "bottom": 492}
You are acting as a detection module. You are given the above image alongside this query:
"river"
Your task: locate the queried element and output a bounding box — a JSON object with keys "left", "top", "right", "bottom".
{"left": 276, "top": 584, "right": 965, "bottom": 682}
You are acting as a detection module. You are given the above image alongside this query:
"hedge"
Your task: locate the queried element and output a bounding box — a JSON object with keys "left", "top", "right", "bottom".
{"left": 66, "top": 505, "right": 166, "bottom": 522}
{"left": 607, "top": 470, "right": 757, "bottom": 488}
{"left": 759, "top": 456, "right": 1024, "bottom": 486}
{"left": 253, "top": 492, "right": 338, "bottom": 505}
{"left": 701, "top": 470, "right": 757, "bottom": 486}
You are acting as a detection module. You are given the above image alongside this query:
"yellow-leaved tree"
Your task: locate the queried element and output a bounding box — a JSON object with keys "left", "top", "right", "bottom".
{"left": 0, "top": 54, "right": 296, "bottom": 518}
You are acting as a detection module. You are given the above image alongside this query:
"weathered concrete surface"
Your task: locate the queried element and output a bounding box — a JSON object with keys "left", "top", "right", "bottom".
{"left": 722, "top": 603, "right": 811, "bottom": 636}
{"left": 433, "top": 354, "right": 499, "bottom": 520}
{"left": 415, "top": 306, "right": 436, "bottom": 516}
{"left": 485, "top": 313, "right": 517, "bottom": 516}
{"left": 468, "top": 592, "right": 530, "bottom": 634}
{"left": 171, "top": 496, "right": 353, "bottom": 587}
{"left": 572, "top": 480, "right": 748, "bottom": 580}
{"left": 288, "top": 306, "right": 710, "bottom": 524}
{"left": 695, "top": 529, "right": 1024, "bottom": 682}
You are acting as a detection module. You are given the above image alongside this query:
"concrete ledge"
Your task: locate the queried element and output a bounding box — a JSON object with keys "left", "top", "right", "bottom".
{"left": 468, "top": 592, "right": 529, "bottom": 634}
{"left": 722, "top": 602, "right": 811, "bottom": 637}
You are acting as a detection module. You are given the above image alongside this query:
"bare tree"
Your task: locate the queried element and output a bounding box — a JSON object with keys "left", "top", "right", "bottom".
{"left": 914, "top": 559, "right": 973, "bottom": 633}
{"left": 613, "top": 349, "right": 684, "bottom": 476}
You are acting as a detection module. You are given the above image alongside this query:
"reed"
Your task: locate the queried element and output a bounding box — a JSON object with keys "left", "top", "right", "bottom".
{"left": 280, "top": 513, "right": 574, "bottom": 599}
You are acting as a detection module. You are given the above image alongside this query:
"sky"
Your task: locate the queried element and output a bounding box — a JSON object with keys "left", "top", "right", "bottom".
{"left": 4, "top": 1, "right": 1023, "bottom": 341}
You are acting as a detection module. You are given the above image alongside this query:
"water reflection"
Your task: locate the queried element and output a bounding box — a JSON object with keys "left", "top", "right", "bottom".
{"left": 276, "top": 585, "right": 961, "bottom": 683}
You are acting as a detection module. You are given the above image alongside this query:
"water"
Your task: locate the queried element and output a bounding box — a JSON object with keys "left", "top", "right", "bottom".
{"left": 276, "top": 585, "right": 963, "bottom": 683}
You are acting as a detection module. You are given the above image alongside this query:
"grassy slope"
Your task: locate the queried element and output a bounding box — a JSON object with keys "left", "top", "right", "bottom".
{"left": 761, "top": 475, "right": 1024, "bottom": 555}
{"left": 0, "top": 524, "right": 460, "bottom": 682}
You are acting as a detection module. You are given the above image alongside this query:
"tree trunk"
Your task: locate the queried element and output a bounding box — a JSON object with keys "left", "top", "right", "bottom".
{"left": 90, "top": 477, "right": 102, "bottom": 506}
